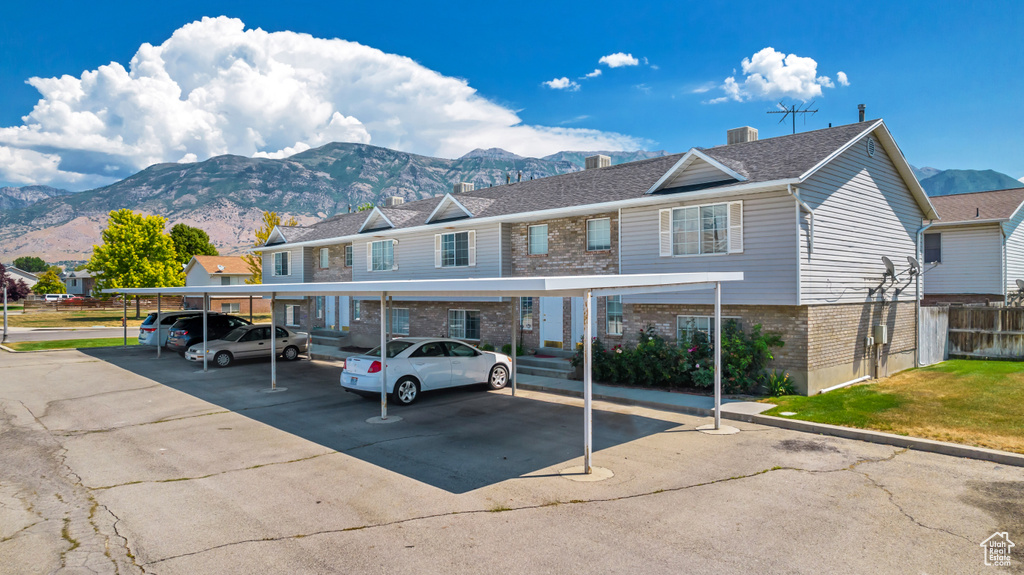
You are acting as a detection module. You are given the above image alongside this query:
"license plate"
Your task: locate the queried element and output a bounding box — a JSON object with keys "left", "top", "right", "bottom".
{"left": 351, "top": 376, "right": 358, "bottom": 384}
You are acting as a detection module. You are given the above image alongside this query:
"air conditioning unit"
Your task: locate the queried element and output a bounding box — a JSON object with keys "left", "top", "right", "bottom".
{"left": 385, "top": 196, "right": 405, "bottom": 207}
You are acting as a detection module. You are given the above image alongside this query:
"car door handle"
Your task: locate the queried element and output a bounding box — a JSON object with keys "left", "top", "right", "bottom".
{"left": 258, "top": 342, "right": 265, "bottom": 345}
{"left": 413, "top": 362, "right": 426, "bottom": 366}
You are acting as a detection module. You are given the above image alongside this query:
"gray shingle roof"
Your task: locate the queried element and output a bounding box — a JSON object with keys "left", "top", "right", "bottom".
{"left": 929, "top": 187, "right": 1024, "bottom": 222}
{"left": 268, "top": 121, "right": 883, "bottom": 246}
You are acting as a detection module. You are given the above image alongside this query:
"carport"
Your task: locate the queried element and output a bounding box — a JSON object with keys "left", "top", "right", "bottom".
{"left": 106, "top": 271, "right": 742, "bottom": 474}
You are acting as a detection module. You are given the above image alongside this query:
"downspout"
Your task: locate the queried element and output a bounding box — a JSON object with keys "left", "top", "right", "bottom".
{"left": 787, "top": 184, "right": 814, "bottom": 255}
{"left": 915, "top": 221, "right": 935, "bottom": 367}
{"left": 1001, "top": 224, "right": 1008, "bottom": 306}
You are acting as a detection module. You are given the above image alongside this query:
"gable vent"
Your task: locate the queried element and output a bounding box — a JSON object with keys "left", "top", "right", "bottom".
{"left": 585, "top": 155, "right": 611, "bottom": 170}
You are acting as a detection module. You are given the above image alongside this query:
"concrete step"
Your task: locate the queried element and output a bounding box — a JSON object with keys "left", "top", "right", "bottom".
{"left": 311, "top": 328, "right": 346, "bottom": 338}
{"left": 312, "top": 335, "right": 345, "bottom": 347}
{"left": 516, "top": 356, "right": 573, "bottom": 369}
{"left": 309, "top": 343, "right": 357, "bottom": 362}
{"left": 535, "top": 346, "right": 576, "bottom": 359}
{"left": 516, "top": 365, "right": 575, "bottom": 379}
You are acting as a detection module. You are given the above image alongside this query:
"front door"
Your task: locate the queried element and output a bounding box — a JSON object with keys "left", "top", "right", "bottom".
{"left": 539, "top": 297, "right": 563, "bottom": 349}
{"left": 339, "top": 296, "right": 350, "bottom": 331}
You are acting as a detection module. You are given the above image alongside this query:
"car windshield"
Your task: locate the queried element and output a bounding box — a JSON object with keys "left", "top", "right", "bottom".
{"left": 366, "top": 340, "right": 415, "bottom": 358}
{"left": 221, "top": 327, "right": 249, "bottom": 342}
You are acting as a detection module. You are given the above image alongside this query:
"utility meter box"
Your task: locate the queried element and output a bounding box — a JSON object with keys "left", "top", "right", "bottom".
{"left": 865, "top": 335, "right": 875, "bottom": 348}
{"left": 873, "top": 325, "right": 888, "bottom": 345}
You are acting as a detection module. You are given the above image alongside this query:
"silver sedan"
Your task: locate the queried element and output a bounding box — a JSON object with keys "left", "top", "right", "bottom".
{"left": 185, "top": 324, "right": 308, "bottom": 367}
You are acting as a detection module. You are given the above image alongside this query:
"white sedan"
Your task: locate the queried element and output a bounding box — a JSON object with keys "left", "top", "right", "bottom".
{"left": 341, "top": 338, "right": 512, "bottom": 405}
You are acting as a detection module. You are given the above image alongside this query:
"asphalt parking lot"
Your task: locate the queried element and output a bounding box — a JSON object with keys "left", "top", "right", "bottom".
{"left": 1, "top": 346, "right": 1021, "bottom": 574}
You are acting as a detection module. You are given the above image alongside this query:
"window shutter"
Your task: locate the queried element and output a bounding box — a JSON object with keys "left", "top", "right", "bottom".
{"left": 391, "top": 239, "right": 399, "bottom": 271}
{"left": 434, "top": 234, "right": 442, "bottom": 268}
{"left": 366, "top": 243, "right": 373, "bottom": 272}
{"left": 728, "top": 201, "right": 743, "bottom": 253}
{"left": 659, "top": 209, "right": 672, "bottom": 257}
{"left": 468, "top": 230, "right": 477, "bottom": 266}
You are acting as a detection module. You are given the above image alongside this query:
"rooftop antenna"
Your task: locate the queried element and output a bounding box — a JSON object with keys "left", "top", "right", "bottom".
{"left": 768, "top": 101, "right": 818, "bottom": 134}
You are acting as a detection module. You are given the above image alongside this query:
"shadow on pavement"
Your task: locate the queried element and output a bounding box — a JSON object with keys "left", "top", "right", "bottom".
{"left": 83, "top": 346, "right": 678, "bottom": 494}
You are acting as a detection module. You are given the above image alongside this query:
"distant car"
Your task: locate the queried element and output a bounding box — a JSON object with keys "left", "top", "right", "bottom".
{"left": 166, "top": 314, "right": 251, "bottom": 356}
{"left": 43, "top": 293, "right": 72, "bottom": 302}
{"left": 185, "top": 324, "right": 308, "bottom": 367}
{"left": 340, "top": 338, "right": 512, "bottom": 405}
{"left": 138, "top": 310, "right": 215, "bottom": 347}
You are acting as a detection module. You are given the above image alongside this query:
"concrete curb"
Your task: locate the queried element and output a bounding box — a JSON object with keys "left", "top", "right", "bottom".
{"left": 0, "top": 343, "right": 137, "bottom": 354}
{"left": 517, "top": 381, "right": 1024, "bottom": 469}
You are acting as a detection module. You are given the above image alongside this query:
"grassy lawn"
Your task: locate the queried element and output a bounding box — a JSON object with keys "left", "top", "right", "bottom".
{"left": 4, "top": 310, "right": 272, "bottom": 328}
{"left": 7, "top": 337, "right": 140, "bottom": 351}
{"left": 764, "top": 360, "right": 1024, "bottom": 454}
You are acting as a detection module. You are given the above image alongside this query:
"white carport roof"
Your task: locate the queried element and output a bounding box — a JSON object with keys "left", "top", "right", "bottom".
{"left": 104, "top": 271, "right": 743, "bottom": 476}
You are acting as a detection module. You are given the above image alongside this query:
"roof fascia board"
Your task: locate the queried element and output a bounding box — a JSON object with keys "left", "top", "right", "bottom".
{"left": 1005, "top": 197, "right": 1024, "bottom": 224}
{"left": 928, "top": 218, "right": 1009, "bottom": 228}
{"left": 182, "top": 256, "right": 200, "bottom": 276}
{"left": 358, "top": 207, "right": 395, "bottom": 233}
{"left": 250, "top": 179, "right": 798, "bottom": 251}
{"left": 426, "top": 193, "right": 473, "bottom": 223}
{"left": 644, "top": 148, "right": 747, "bottom": 195}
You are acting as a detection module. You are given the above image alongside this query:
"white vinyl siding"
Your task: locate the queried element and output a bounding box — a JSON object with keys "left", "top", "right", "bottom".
{"left": 1006, "top": 208, "right": 1024, "bottom": 295}
{"left": 353, "top": 224, "right": 500, "bottom": 281}
{"left": 528, "top": 225, "right": 548, "bottom": 255}
{"left": 606, "top": 295, "right": 622, "bottom": 335}
{"left": 435, "top": 231, "right": 476, "bottom": 268}
{"left": 368, "top": 240, "right": 397, "bottom": 271}
{"left": 390, "top": 308, "right": 410, "bottom": 335}
{"left": 285, "top": 305, "right": 300, "bottom": 327}
{"left": 922, "top": 225, "right": 1004, "bottom": 295}
{"left": 263, "top": 248, "right": 302, "bottom": 283}
{"left": 623, "top": 191, "right": 795, "bottom": 306}
{"left": 664, "top": 156, "right": 738, "bottom": 188}
{"left": 587, "top": 218, "right": 611, "bottom": 251}
{"left": 448, "top": 309, "right": 480, "bottom": 340}
{"left": 799, "top": 137, "right": 928, "bottom": 304}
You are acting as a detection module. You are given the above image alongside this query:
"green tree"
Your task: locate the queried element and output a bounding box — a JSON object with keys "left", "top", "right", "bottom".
{"left": 87, "top": 209, "right": 182, "bottom": 317}
{"left": 242, "top": 211, "right": 298, "bottom": 284}
{"left": 355, "top": 202, "right": 375, "bottom": 212}
{"left": 169, "top": 223, "right": 219, "bottom": 268}
{"left": 13, "top": 256, "right": 47, "bottom": 272}
{"left": 32, "top": 270, "right": 66, "bottom": 295}
{"left": 1, "top": 263, "right": 33, "bottom": 301}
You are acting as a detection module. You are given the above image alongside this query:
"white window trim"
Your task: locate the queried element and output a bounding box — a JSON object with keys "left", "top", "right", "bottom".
{"left": 353, "top": 300, "right": 361, "bottom": 321}
{"left": 520, "top": 297, "right": 534, "bottom": 331}
{"left": 528, "top": 224, "right": 548, "bottom": 255}
{"left": 273, "top": 251, "right": 290, "bottom": 276}
{"left": 435, "top": 230, "right": 476, "bottom": 268}
{"left": 285, "top": 304, "right": 301, "bottom": 327}
{"left": 586, "top": 217, "right": 612, "bottom": 252}
{"left": 447, "top": 309, "right": 481, "bottom": 340}
{"left": 659, "top": 200, "right": 743, "bottom": 258}
{"left": 319, "top": 247, "right": 329, "bottom": 269}
{"left": 675, "top": 315, "right": 742, "bottom": 342}
{"left": 344, "top": 244, "right": 353, "bottom": 267}
{"left": 315, "top": 296, "right": 325, "bottom": 319}
{"left": 390, "top": 307, "right": 410, "bottom": 335}
{"left": 367, "top": 239, "right": 398, "bottom": 272}
{"left": 605, "top": 295, "right": 623, "bottom": 336}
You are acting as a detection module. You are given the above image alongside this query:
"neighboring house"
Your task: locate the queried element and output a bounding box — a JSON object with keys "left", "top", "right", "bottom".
{"left": 922, "top": 187, "right": 1024, "bottom": 305}
{"left": 63, "top": 270, "right": 97, "bottom": 296}
{"left": 258, "top": 120, "right": 938, "bottom": 394}
{"left": 183, "top": 255, "right": 270, "bottom": 314}
{"left": 5, "top": 267, "right": 39, "bottom": 292}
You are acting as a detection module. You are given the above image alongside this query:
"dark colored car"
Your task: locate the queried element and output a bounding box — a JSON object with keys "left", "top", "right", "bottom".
{"left": 166, "top": 314, "right": 251, "bottom": 356}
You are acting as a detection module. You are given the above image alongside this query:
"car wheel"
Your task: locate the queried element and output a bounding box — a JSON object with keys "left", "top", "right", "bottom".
{"left": 283, "top": 346, "right": 300, "bottom": 361}
{"left": 214, "top": 351, "right": 233, "bottom": 368}
{"left": 392, "top": 377, "right": 419, "bottom": 406}
{"left": 488, "top": 365, "right": 509, "bottom": 390}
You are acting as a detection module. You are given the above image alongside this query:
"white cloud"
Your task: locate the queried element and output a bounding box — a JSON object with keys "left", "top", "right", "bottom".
{"left": 599, "top": 52, "right": 640, "bottom": 68}
{"left": 543, "top": 77, "right": 581, "bottom": 91}
{"left": 837, "top": 71, "right": 850, "bottom": 86}
{"left": 1019, "top": 176, "right": 1024, "bottom": 184}
{"left": 582, "top": 69, "right": 602, "bottom": 79}
{"left": 707, "top": 47, "right": 839, "bottom": 103}
{"left": 690, "top": 82, "right": 718, "bottom": 94}
{"left": 0, "top": 17, "right": 644, "bottom": 189}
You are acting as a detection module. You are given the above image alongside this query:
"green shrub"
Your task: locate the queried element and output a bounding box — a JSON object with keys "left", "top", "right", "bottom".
{"left": 764, "top": 370, "right": 796, "bottom": 397}
{"left": 500, "top": 343, "right": 525, "bottom": 356}
{"left": 479, "top": 342, "right": 495, "bottom": 352}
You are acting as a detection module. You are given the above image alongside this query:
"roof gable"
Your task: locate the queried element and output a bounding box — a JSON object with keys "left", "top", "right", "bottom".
{"left": 186, "top": 255, "right": 251, "bottom": 275}
{"left": 426, "top": 194, "right": 473, "bottom": 223}
{"left": 646, "top": 149, "right": 746, "bottom": 194}
{"left": 929, "top": 187, "right": 1024, "bottom": 223}
{"left": 266, "top": 226, "right": 289, "bottom": 245}
{"left": 359, "top": 206, "right": 395, "bottom": 232}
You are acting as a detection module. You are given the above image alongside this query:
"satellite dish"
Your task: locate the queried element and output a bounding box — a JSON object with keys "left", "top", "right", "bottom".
{"left": 881, "top": 256, "right": 896, "bottom": 280}
{"left": 907, "top": 256, "right": 921, "bottom": 274}
{"left": 217, "top": 265, "right": 225, "bottom": 271}
{"left": 1017, "top": 278, "right": 1024, "bottom": 291}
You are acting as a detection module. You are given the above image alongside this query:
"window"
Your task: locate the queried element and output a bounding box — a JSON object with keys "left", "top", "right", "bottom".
{"left": 390, "top": 308, "right": 409, "bottom": 335}
{"left": 528, "top": 225, "right": 548, "bottom": 255}
{"left": 353, "top": 300, "right": 361, "bottom": 320}
{"left": 315, "top": 296, "right": 324, "bottom": 319}
{"left": 448, "top": 309, "right": 480, "bottom": 340}
{"left": 370, "top": 240, "right": 394, "bottom": 271}
{"left": 410, "top": 341, "right": 446, "bottom": 357}
{"left": 221, "top": 302, "right": 240, "bottom": 313}
{"left": 285, "top": 305, "right": 301, "bottom": 327}
{"left": 606, "top": 296, "right": 623, "bottom": 336}
{"left": 273, "top": 252, "right": 290, "bottom": 276}
{"left": 586, "top": 218, "right": 611, "bottom": 251}
{"left": 672, "top": 204, "right": 728, "bottom": 256}
{"left": 319, "top": 247, "right": 329, "bottom": 268}
{"left": 924, "top": 233, "right": 941, "bottom": 263}
{"left": 71, "top": 279, "right": 78, "bottom": 287}
{"left": 677, "top": 316, "right": 711, "bottom": 344}
{"left": 520, "top": 297, "right": 534, "bottom": 331}
{"left": 220, "top": 276, "right": 231, "bottom": 286}
{"left": 440, "top": 231, "right": 470, "bottom": 267}
{"left": 344, "top": 245, "right": 353, "bottom": 267}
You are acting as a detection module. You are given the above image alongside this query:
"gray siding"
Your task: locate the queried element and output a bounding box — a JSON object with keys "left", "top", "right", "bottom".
{"left": 619, "top": 189, "right": 798, "bottom": 305}
{"left": 922, "top": 225, "right": 1004, "bottom": 295}
{"left": 665, "top": 157, "right": 732, "bottom": 188}
{"left": 798, "top": 138, "right": 925, "bottom": 305}
{"left": 1005, "top": 208, "right": 1024, "bottom": 294}
{"left": 261, "top": 247, "right": 303, "bottom": 284}
{"left": 352, "top": 223, "right": 501, "bottom": 281}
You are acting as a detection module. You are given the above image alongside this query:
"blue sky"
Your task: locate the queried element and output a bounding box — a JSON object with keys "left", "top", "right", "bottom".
{"left": 0, "top": 1, "right": 1021, "bottom": 190}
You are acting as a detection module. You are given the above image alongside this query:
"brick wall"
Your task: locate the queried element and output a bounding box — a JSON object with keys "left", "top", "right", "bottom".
{"left": 510, "top": 213, "right": 618, "bottom": 277}
{"left": 348, "top": 299, "right": 534, "bottom": 350}
{"left": 272, "top": 299, "right": 311, "bottom": 332}
{"left": 806, "top": 301, "right": 916, "bottom": 371}
{"left": 186, "top": 296, "right": 271, "bottom": 314}
{"left": 310, "top": 243, "right": 353, "bottom": 283}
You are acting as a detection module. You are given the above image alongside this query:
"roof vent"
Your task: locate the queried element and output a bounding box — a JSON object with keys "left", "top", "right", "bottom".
{"left": 453, "top": 182, "right": 475, "bottom": 194}
{"left": 727, "top": 126, "right": 758, "bottom": 145}
{"left": 385, "top": 196, "right": 405, "bottom": 207}
{"left": 585, "top": 155, "right": 611, "bottom": 170}
{"left": 858, "top": 104, "right": 866, "bottom": 122}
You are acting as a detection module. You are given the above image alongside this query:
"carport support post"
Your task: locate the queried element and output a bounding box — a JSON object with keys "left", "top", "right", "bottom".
{"left": 122, "top": 295, "right": 127, "bottom": 348}
{"left": 510, "top": 297, "right": 517, "bottom": 396}
{"left": 2, "top": 286, "right": 8, "bottom": 344}
{"left": 380, "top": 292, "right": 388, "bottom": 420}
{"left": 714, "top": 281, "right": 722, "bottom": 430}
{"left": 583, "top": 289, "right": 593, "bottom": 474}
{"left": 156, "top": 293, "right": 161, "bottom": 359}
{"left": 249, "top": 295, "right": 253, "bottom": 323}
{"left": 270, "top": 293, "right": 277, "bottom": 389}
{"left": 203, "top": 293, "right": 209, "bottom": 373}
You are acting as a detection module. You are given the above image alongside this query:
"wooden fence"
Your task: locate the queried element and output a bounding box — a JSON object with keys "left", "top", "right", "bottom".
{"left": 947, "top": 306, "right": 1024, "bottom": 360}
{"left": 23, "top": 297, "right": 186, "bottom": 312}
{"left": 919, "top": 306, "right": 949, "bottom": 366}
